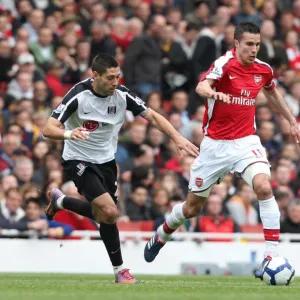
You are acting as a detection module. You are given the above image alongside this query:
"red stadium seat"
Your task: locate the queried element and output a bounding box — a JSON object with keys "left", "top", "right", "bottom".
{"left": 140, "top": 221, "right": 154, "bottom": 231}
{"left": 240, "top": 224, "right": 263, "bottom": 233}
{"left": 117, "top": 221, "right": 141, "bottom": 231}
{"left": 240, "top": 224, "right": 264, "bottom": 242}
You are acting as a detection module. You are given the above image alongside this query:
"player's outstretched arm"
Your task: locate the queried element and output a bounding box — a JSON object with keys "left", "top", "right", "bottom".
{"left": 43, "top": 117, "right": 89, "bottom": 141}
{"left": 195, "top": 79, "right": 231, "bottom": 104}
{"left": 263, "top": 88, "right": 300, "bottom": 143}
{"left": 142, "top": 109, "right": 199, "bottom": 157}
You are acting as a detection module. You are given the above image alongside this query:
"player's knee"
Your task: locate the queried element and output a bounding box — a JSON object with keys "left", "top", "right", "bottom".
{"left": 253, "top": 176, "right": 272, "bottom": 199}
{"left": 103, "top": 205, "right": 119, "bottom": 224}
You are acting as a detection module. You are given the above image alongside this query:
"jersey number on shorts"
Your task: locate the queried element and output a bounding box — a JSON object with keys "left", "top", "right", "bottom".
{"left": 252, "top": 149, "right": 263, "bottom": 158}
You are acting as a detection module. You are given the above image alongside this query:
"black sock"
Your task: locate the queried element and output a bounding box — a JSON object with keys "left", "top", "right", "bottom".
{"left": 99, "top": 223, "right": 123, "bottom": 267}
{"left": 62, "top": 196, "right": 94, "bottom": 219}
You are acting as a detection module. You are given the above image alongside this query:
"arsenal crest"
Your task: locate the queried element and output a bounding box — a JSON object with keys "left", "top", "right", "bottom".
{"left": 108, "top": 106, "right": 116, "bottom": 115}
{"left": 195, "top": 177, "right": 203, "bottom": 188}
{"left": 254, "top": 75, "right": 262, "bottom": 85}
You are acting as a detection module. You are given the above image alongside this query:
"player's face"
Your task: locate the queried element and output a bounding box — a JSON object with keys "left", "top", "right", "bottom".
{"left": 93, "top": 67, "right": 121, "bottom": 96}
{"left": 234, "top": 32, "right": 261, "bottom": 65}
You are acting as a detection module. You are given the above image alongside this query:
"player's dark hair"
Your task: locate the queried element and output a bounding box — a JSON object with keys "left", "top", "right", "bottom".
{"left": 91, "top": 53, "right": 119, "bottom": 75}
{"left": 234, "top": 22, "right": 260, "bottom": 41}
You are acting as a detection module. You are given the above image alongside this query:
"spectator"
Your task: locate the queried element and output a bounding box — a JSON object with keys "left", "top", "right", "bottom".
{"left": 220, "top": 23, "right": 235, "bottom": 55}
{"left": 135, "top": 2, "right": 151, "bottom": 24}
{"left": 180, "top": 105, "right": 205, "bottom": 141}
{"left": 16, "top": 53, "right": 44, "bottom": 83}
{"left": 145, "top": 91, "right": 165, "bottom": 115}
{"left": 277, "top": 11, "right": 294, "bottom": 41}
{"left": 257, "top": 20, "right": 288, "bottom": 68}
{"left": 13, "top": 157, "right": 35, "bottom": 187}
{"left": 157, "top": 171, "right": 184, "bottom": 199}
{"left": 168, "top": 112, "right": 183, "bottom": 131}
{"left": 160, "top": 25, "right": 188, "bottom": 98}
{"left": 22, "top": 9, "right": 45, "bottom": 44}
{"left": 257, "top": 121, "right": 281, "bottom": 162}
{"left": 226, "top": 182, "right": 258, "bottom": 226}
{"left": 0, "top": 174, "right": 18, "bottom": 199}
{"left": 272, "top": 165, "right": 292, "bottom": 190}
{"left": 110, "top": 17, "right": 133, "bottom": 53}
{"left": 0, "top": 39, "right": 13, "bottom": 83}
{"left": 151, "top": 187, "right": 170, "bottom": 218}
{"left": 6, "top": 71, "right": 34, "bottom": 103}
{"left": 195, "top": 193, "right": 240, "bottom": 241}
{"left": 169, "top": 90, "right": 190, "bottom": 125}
{"left": 281, "top": 199, "right": 300, "bottom": 235}
{"left": 146, "top": 125, "right": 170, "bottom": 169}
{"left": 127, "top": 17, "right": 144, "bottom": 38}
{"left": 0, "top": 133, "right": 21, "bottom": 175}
{"left": 125, "top": 185, "right": 151, "bottom": 221}
{"left": 177, "top": 155, "right": 194, "bottom": 196}
{"left": 89, "top": 21, "right": 116, "bottom": 64}
{"left": 23, "top": 197, "right": 73, "bottom": 238}
{"left": 233, "top": 0, "right": 262, "bottom": 27}
{"left": 123, "top": 15, "right": 166, "bottom": 98}
{"left": 192, "top": 16, "right": 223, "bottom": 83}
{"left": 274, "top": 187, "right": 292, "bottom": 222}
{"left": 285, "top": 30, "right": 300, "bottom": 74}
{"left": 0, "top": 188, "right": 48, "bottom": 232}
{"left": 116, "top": 120, "right": 147, "bottom": 164}
{"left": 75, "top": 38, "right": 91, "bottom": 75}
{"left": 185, "top": 0, "right": 210, "bottom": 27}
{"left": 29, "top": 27, "right": 54, "bottom": 70}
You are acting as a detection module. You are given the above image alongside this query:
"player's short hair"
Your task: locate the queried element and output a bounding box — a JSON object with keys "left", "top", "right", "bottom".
{"left": 234, "top": 22, "right": 260, "bottom": 41}
{"left": 91, "top": 53, "right": 119, "bottom": 75}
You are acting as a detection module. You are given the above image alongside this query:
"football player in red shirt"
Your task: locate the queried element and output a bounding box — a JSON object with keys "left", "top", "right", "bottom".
{"left": 144, "top": 22, "right": 300, "bottom": 280}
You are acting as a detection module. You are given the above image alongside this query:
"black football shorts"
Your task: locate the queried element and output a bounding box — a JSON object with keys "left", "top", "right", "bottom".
{"left": 62, "top": 159, "right": 118, "bottom": 203}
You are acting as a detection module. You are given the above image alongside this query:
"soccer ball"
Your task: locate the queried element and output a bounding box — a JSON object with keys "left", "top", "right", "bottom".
{"left": 262, "top": 256, "right": 295, "bottom": 286}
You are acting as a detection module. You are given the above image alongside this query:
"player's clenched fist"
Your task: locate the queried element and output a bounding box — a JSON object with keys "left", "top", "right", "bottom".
{"left": 211, "top": 92, "right": 231, "bottom": 104}
{"left": 64, "top": 127, "right": 89, "bottom": 140}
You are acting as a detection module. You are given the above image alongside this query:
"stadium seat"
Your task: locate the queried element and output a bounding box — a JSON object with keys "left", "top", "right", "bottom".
{"left": 140, "top": 221, "right": 154, "bottom": 231}
{"left": 240, "top": 224, "right": 263, "bottom": 233}
{"left": 240, "top": 224, "right": 264, "bottom": 242}
{"left": 117, "top": 221, "right": 141, "bottom": 231}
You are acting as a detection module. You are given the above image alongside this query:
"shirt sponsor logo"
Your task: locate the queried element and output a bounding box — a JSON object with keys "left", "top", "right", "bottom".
{"left": 83, "top": 120, "right": 99, "bottom": 131}
{"left": 228, "top": 94, "right": 256, "bottom": 106}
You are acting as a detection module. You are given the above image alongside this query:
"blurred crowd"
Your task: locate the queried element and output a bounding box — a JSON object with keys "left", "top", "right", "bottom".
{"left": 1, "top": 0, "right": 300, "bottom": 239}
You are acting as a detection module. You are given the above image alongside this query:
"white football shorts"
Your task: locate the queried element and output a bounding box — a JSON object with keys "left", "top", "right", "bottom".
{"left": 189, "top": 135, "right": 270, "bottom": 193}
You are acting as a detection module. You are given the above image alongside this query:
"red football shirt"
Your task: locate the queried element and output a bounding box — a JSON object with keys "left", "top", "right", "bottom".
{"left": 201, "top": 49, "right": 275, "bottom": 140}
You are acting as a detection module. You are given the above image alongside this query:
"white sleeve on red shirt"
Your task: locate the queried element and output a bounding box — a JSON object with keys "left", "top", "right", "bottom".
{"left": 202, "top": 50, "right": 234, "bottom": 82}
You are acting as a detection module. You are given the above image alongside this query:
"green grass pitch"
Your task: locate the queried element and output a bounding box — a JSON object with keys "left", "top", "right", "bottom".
{"left": 0, "top": 274, "right": 299, "bottom": 300}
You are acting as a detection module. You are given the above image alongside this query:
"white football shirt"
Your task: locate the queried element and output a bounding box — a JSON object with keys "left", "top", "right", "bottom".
{"left": 51, "top": 78, "right": 149, "bottom": 164}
